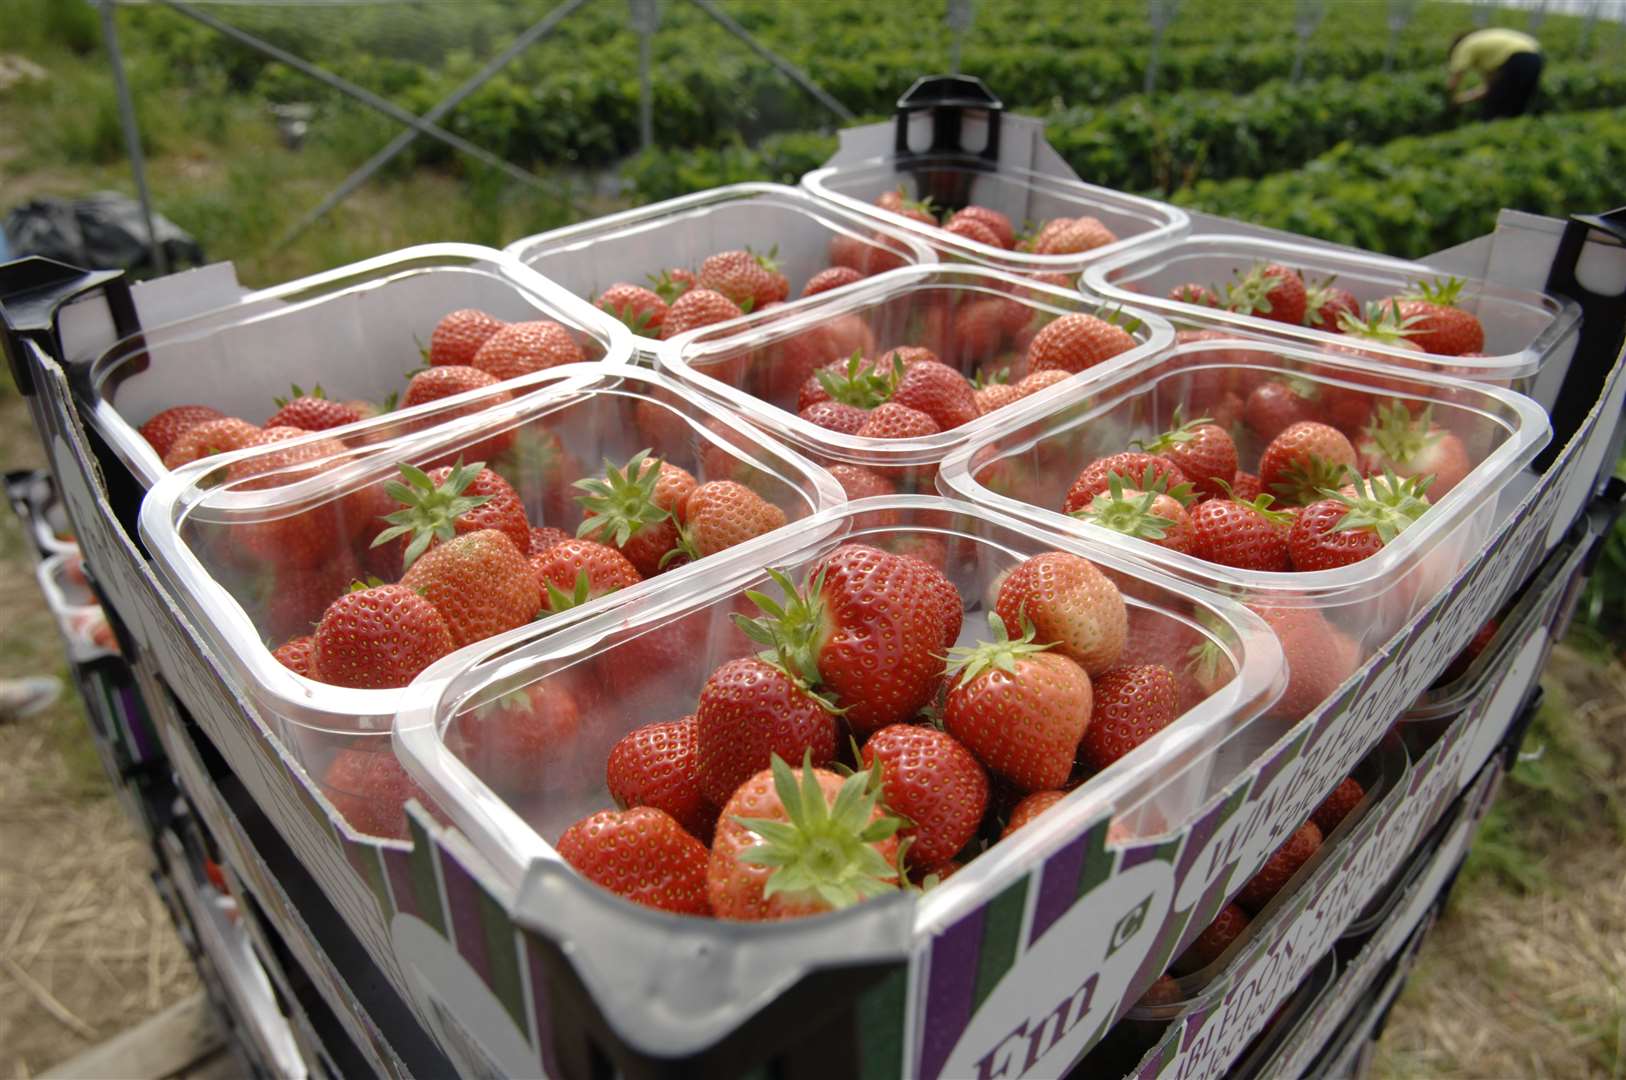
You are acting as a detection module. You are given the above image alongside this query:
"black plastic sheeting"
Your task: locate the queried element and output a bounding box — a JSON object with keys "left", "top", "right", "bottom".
{"left": 3, "top": 192, "right": 202, "bottom": 277}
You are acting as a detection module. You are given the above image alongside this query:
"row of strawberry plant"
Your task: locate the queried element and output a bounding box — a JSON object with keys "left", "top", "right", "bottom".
{"left": 1171, "top": 106, "right": 1626, "bottom": 259}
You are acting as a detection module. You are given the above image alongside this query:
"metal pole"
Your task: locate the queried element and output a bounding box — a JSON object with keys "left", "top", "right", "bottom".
{"left": 1144, "top": 0, "right": 1180, "bottom": 96}
{"left": 1526, "top": 0, "right": 1547, "bottom": 32}
{"left": 630, "top": 0, "right": 658, "bottom": 153}
{"left": 1384, "top": 0, "right": 1417, "bottom": 73}
{"left": 1472, "top": 1, "right": 1493, "bottom": 29}
{"left": 159, "top": 0, "right": 543, "bottom": 190}
{"left": 1578, "top": 0, "right": 1600, "bottom": 55}
{"left": 99, "top": 0, "right": 167, "bottom": 275}
{"left": 686, "top": 0, "right": 855, "bottom": 122}
{"left": 1290, "top": 0, "right": 1327, "bottom": 84}
{"left": 279, "top": 0, "right": 591, "bottom": 249}
{"left": 947, "top": 0, "right": 974, "bottom": 76}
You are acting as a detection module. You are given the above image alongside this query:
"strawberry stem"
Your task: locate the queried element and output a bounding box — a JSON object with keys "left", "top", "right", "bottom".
{"left": 573, "top": 449, "right": 673, "bottom": 547}
{"left": 371, "top": 459, "right": 493, "bottom": 570}
{"left": 944, "top": 612, "right": 1052, "bottom": 684}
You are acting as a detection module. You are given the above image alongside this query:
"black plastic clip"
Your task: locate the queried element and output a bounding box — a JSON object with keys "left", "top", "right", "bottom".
{"left": 892, "top": 74, "right": 1004, "bottom": 165}
{"left": 0, "top": 257, "right": 137, "bottom": 397}
{"left": 1537, "top": 206, "right": 1626, "bottom": 474}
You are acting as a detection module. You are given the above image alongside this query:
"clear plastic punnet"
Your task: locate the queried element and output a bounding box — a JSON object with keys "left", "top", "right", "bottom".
{"left": 1081, "top": 234, "right": 1581, "bottom": 391}
{"left": 36, "top": 551, "right": 116, "bottom": 663}
{"left": 802, "top": 155, "right": 1189, "bottom": 276}
{"left": 138, "top": 364, "right": 842, "bottom": 841}
{"left": 657, "top": 264, "right": 1174, "bottom": 490}
{"left": 84, "top": 243, "right": 633, "bottom": 490}
{"left": 504, "top": 183, "right": 936, "bottom": 348}
{"left": 392, "top": 496, "right": 1285, "bottom": 1050}
{"left": 940, "top": 338, "right": 1550, "bottom": 667}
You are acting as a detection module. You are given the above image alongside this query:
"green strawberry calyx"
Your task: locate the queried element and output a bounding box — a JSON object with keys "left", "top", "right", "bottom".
{"left": 1225, "top": 262, "right": 1289, "bottom": 316}
{"left": 573, "top": 449, "right": 673, "bottom": 547}
{"left": 944, "top": 612, "right": 1053, "bottom": 685}
{"left": 1302, "top": 275, "right": 1347, "bottom": 327}
{"left": 371, "top": 459, "right": 493, "bottom": 570}
{"left": 1210, "top": 479, "right": 1295, "bottom": 527}
{"left": 972, "top": 365, "right": 1011, "bottom": 390}
{"left": 1073, "top": 472, "right": 1179, "bottom": 542}
{"left": 1091, "top": 302, "right": 1143, "bottom": 335}
{"left": 647, "top": 269, "right": 694, "bottom": 305}
{"left": 542, "top": 569, "right": 613, "bottom": 615}
{"left": 273, "top": 382, "right": 329, "bottom": 408}
{"left": 1361, "top": 402, "right": 1440, "bottom": 468}
{"left": 1336, "top": 300, "right": 1424, "bottom": 345}
{"left": 1135, "top": 405, "right": 1216, "bottom": 456}
{"left": 733, "top": 750, "right": 904, "bottom": 909}
{"left": 600, "top": 299, "right": 657, "bottom": 336}
{"left": 1401, "top": 275, "right": 1467, "bottom": 308}
{"left": 733, "top": 566, "right": 831, "bottom": 688}
{"left": 751, "top": 244, "right": 782, "bottom": 274}
{"left": 1324, "top": 470, "right": 1433, "bottom": 545}
{"left": 1270, "top": 454, "right": 1353, "bottom": 507}
{"left": 815, "top": 351, "right": 901, "bottom": 410}
{"left": 1112, "top": 462, "right": 1197, "bottom": 507}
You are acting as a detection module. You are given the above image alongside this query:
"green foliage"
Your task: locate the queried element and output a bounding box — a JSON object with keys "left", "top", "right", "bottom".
{"left": 623, "top": 131, "right": 839, "bottom": 203}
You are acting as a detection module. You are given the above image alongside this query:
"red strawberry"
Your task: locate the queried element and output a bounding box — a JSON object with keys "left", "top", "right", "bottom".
{"left": 1355, "top": 403, "right": 1472, "bottom": 498}
{"left": 801, "top": 266, "right": 865, "bottom": 297}
{"left": 1226, "top": 262, "right": 1307, "bottom": 325}
{"left": 891, "top": 360, "right": 978, "bottom": 431}
{"left": 272, "top": 635, "right": 315, "bottom": 677}
{"left": 861, "top": 724, "right": 989, "bottom": 867}
{"left": 1190, "top": 493, "right": 1293, "bottom": 571}
{"left": 1303, "top": 278, "right": 1359, "bottom": 331}
{"left": 1029, "top": 217, "right": 1117, "bottom": 255}
{"left": 529, "top": 526, "right": 570, "bottom": 555}
{"left": 575, "top": 451, "right": 691, "bottom": 578}
{"left": 1014, "top": 368, "right": 1072, "bottom": 398}
{"left": 799, "top": 400, "right": 870, "bottom": 434}
{"left": 798, "top": 352, "right": 894, "bottom": 412}
{"left": 708, "top": 753, "right": 902, "bottom": 920}
{"left": 945, "top": 299, "right": 1010, "bottom": 363}
{"left": 399, "top": 529, "right": 541, "bottom": 647}
{"left": 698, "top": 250, "right": 780, "bottom": 310}
{"left": 694, "top": 657, "right": 839, "bottom": 806}
{"left": 161, "top": 417, "right": 260, "bottom": 469}
{"left": 828, "top": 464, "right": 896, "bottom": 503}
{"left": 994, "top": 551, "right": 1127, "bottom": 675}
{"left": 856, "top": 402, "right": 940, "bottom": 440}
{"left": 1244, "top": 377, "right": 1323, "bottom": 441}
{"left": 471, "top": 320, "right": 584, "bottom": 381}
{"left": 1027, "top": 313, "right": 1138, "bottom": 375}
{"left": 1287, "top": 471, "right": 1432, "bottom": 571}
{"left": 1311, "top": 776, "right": 1365, "bottom": 835}
{"left": 1073, "top": 474, "right": 1196, "bottom": 554}
{"left": 943, "top": 215, "right": 1002, "bottom": 248}
{"left": 1173, "top": 903, "right": 1250, "bottom": 973}
{"left": 1235, "top": 820, "right": 1322, "bottom": 912}
{"left": 428, "top": 308, "right": 506, "bottom": 366}
{"left": 310, "top": 584, "right": 455, "bottom": 689}
{"left": 140, "top": 404, "right": 226, "bottom": 459}
{"left": 661, "top": 288, "right": 744, "bottom": 340}
{"left": 1252, "top": 605, "right": 1359, "bottom": 722}
{"left": 266, "top": 385, "right": 362, "bottom": 432}
{"left": 736, "top": 546, "right": 952, "bottom": 737}
{"left": 1139, "top": 409, "right": 1238, "bottom": 500}
{"left": 1230, "top": 471, "right": 1262, "bottom": 501}
{"left": 400, "top": 364, "right": 505, "bottom": 409}
{"left": 674, "top": 480, "right": 787, "bottom": 560}
{"left": 944, "top": 614, "right": 1093, "bottom": 792}
{"left": 1383, "top": 277, "right": 1485, "bottom": 355}
{"left": 949, "top": 206, "right": 1015, "bottom": 248}
{"left": 457, "top": 683, "right": 580, "bottom": 794}
{"left": 596, "top": 283, "right": 668, "bottom": 335}
{"left": 606, "top": 716, "right": 717, "bottom": 843}
{"left": 1063, "top": 453, "right": 1192, "bottom": 514}
{"left": 1077, "top": 663, "right": 1180, "bottom": 772}
{"left": 1168, "top": 283, "right": 1221, "bottom": 307}
{"left": 1259, "top": 421, "right": 1358, "bottom": 506}
{"left": 974, "top": 382, "right": 1023, "bottom": 416}
{"left": 371, "top": 460, "right": 530, "bottom": 573}
{"left": 557, "top": 807, "right": 710, "bottom": 915}
{"left": 321, "top": 747, "right": 445, "bottom": 841}
{"left": 1002, "top": 789, "right": 1067, "bottom": 837}
{"left": 532, "top": 538, "right": 641, "bottom": 612}
{"left": 262, "top": 556, "right": 360, "bottom": 641}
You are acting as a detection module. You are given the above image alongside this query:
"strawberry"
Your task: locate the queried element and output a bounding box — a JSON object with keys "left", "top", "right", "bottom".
{"left": 161, "top": 417, "right": 260, "bottom": 469}
{"left": 272, "top": 635, "right": 315, "bottom": 677}
{"left": 994, "top": 551, "right": 1127, "bottom": 675}
{"left": 1029, "top": 216, "right": 1116, "bottom": 255}
{"left": 1440, "top": 617, "right": 1499, "bottom": 683}
{"left": 1244, "top": 376, "right": 1324, "bottom": 441}
{"left": 399, "top": 529, "right": 540, "bottom": 647}
{"left": 1230, "top": 471, "right": 1262, "bottom": 501}
{"left": 1259, "top": 421, "right": 1358, "bottom": 506}
{"left": 266, "top": 384, "right": 362, "bottom": 431}
{"left": 1226, "top": 262, "right": 1307, "bottom": 325}
{"left": 856, "top": 402, "right": 940, "bottom": 440}
{"left": 699, "top": 250, "right": 780, "bottom": 310}
{"left": 861, "top": 724, "right": 989, "bottom": 867}
{"left": 708, "top": 753, "right": 902, "bottom": 920}
{"left": 596, "top": 283, "right": 668, "bottom": 335}
{"left": 695, "top": 657, "right": 839, "bottom": 807}
{"left": 891, "top": 360, "right": 978, "bottom": 431}
{"left": 428, "top": 308, "right": 506, "bottom": 366}
{"left": 1303, "top": 277, "right": 1359, "bottom": 331}
{"left": 1063, "top": 453, "right": 1193, "bottom": 514}
{"left": 907, "top": 554, "right": 964, "bottom": 651}
{"left": 799, "top": 400, "right": 870, "bottom": 434}
{"left": 1139, "top": 409, "right": 1238, "bottom": 500}
{"left": 946, "top": 299, "right": 1010, "bottom": 363}
{"left": 471, "top": 320, "right": 584, "bottom": 381}
{"left": 944, "top": 614, "right": 1093, "bottom": 792}
{"left": 371, "top": 460, "right": 529, "bottom": 573}
{"left": 400, "top": 364, "right": 504, "bottom": 409}
{"left": 575, "top": 451, "right": 690, "bottom": 578}
{"left": 1333, "top": 301, "right": 1426, "bottom": 357}
{"left": 974, "top": 382, "right": 1023, "bottom": 416}
{"left": 1138, "top": 974, "right": 1185, "bottom": 1009}
{"left": 1077, "top": 663, "right": 1180, "bottom": 771}
{"left": 735, "top": 546, "right": 952, "bottom": 736}
{"left": 606, "top": 716, "right": 717, "bottom": 843}
{"left": 828, "top": 464, "right": 896, "bottom": 502}
{"left": 674, "top": 480, "right": 787, "bottom": 561}
{"left": 1355, "top": 402, "right": 1472, "bottom": 497}
{"left": 457, "top": 683, "right": 580, "bottom": 794}
{"left": 1311, "top": 776, "right": 1365, "bottom": 835}
{"left": 799, "top": 352, "right": 895, "bottom": 412}
{"left": 1168, "top": 283, "right": 1220, "bottom": 307}
{"left": 1383, "top": 277, "right": 1485, "bottom": 355}
{"left": 557, "top": 807, "right": 710, "bottom": 915}
{"left": 943, "top": 215, "right": 1002, "bottom": 248}
{"left": 529, "top": 526, "right": 570, "bottom": 555}
{"left": 1014, "top": 368, "right": 1072, "bottom": 398}
{"left": 321, "top": 748, "right": 445, "bottom": 841}
{"left": 649, "top": 268, "right": 697, "bottom": 304}
{"left": 1252, "top": 605, "right": 1359, "bottom": 722}
{"left": 1287, "top": 471, "right": 1432, "bottom": 571}
{"left": 1002, "top": 789, "right": 1067, "bottom": 837}
{"left": 262, "top": 556, "right": 359, "bottom": 640}
{"left": 660, "top": 288, "right": 745, "bottom": 340}
{"left": 532, "top": 538, "right": 641, "bottom": 612}
{"left": 1173, "top": 903, "right": 1250, "bottom": 973}
{"left": 140, "top": 404, "right": 225, "bottom": 459}
{"left": 1235, "top": 820, "right": 1322, "bottom": 912}
{"left": 1190, "top": 491, "right": 1293, "bottom": 571}
{"left": 1027, "top": 313, "right": 1138, "bottom": 375}
{"left": 310, "top": 584, "right": 455, "bottom": 689}
{"left": 1073, "top": 474, "right": 1196, "bottom": 554}
{"left": 949, "top": 206, "right": 1015, "bottom": 248}
{"left": 801, "top": 265, "right": 865, "bottom": 298}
